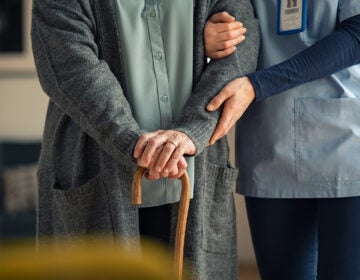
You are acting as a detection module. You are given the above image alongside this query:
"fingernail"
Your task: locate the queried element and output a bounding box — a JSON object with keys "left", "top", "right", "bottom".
{"left": 163, "top": 168, "right": 169, "bottom": 174}
{"left": 156, "top": 166, "right": 162, "bottom": 172}
{"left": 207, "top": 104, "right": 214, "bottom": 111}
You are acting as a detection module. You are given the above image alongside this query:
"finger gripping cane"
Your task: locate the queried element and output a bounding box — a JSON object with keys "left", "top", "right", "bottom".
{"left": 131, "top": 167, "right": 191, "bottom": 280}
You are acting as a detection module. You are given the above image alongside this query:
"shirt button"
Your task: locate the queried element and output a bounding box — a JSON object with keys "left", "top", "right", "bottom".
{"left": 161, "top": 95, "right": 168, "bottom": 102}
{"left": 149, "top": 10, "right": 157, "bottom": 18}
{"left": 154, "top": 52, "right": 163, "bottom": 60}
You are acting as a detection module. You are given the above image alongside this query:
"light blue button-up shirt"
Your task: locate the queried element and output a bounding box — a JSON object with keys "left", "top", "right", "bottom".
{"left": 114, "top": 0, "right": 194, "bottom": 207}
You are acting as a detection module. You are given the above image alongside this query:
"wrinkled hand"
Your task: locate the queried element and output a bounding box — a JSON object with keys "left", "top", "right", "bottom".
{"left": 207, "top": 77, "right": 255, "bottom": 145}
{"left": 141, "top": 145, "right": 189, "bottom": 180}
{"left": 204, "top": 11, "right": 247, "bottom": 59}
{"left": 133, "top": 130, "right": 196, "bottom": 180}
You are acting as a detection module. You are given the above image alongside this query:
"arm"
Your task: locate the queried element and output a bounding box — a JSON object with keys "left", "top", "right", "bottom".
{"left": 31, "top": 0, "right": 144, "bottom": 166}
{"left": 133, "top": 0, "right": 259, "bottom": 176}
{"left": 171, "top": 0, "right": 259, "bottom": 154}
{"left": 206, "top": 14, "right": 360, "bottom": 143}
{"left": 250, "top": 14, "right": 360, "bottom": 101}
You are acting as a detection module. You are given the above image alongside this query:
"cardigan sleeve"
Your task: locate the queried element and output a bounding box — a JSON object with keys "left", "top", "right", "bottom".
{"left": 171, "top": 0, "right": 260, "bottom": 155}
{"left": 31, "top": 0, "right": 145, "bottom": 164}
{"left": 249, "top": 14, "right": 360, "bottom": 101}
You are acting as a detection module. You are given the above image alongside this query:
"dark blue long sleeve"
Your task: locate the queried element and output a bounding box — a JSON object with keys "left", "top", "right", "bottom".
{"left": 249, "top": 15, "right": 360, "bottom": 101}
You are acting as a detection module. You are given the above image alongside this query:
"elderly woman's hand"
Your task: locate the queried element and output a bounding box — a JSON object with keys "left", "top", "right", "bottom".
{"left": 204, "top": 11, "right": 247, "bottom": 59}
{"left": 133, "top": 130, "right": 196, "bottom": 180}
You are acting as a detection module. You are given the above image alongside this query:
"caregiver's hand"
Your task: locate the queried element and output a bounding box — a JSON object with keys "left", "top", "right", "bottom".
{"left": 204, "top": 11, "right": 247, "bottom": 59}
{"left": 134, "top": 130, "right": 196, "bottom": 180}
{"left": 207, "top": 77, "right": 255, "bottom": 145}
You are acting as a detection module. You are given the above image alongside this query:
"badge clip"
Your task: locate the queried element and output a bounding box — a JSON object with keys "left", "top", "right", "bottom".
{"left": 277, "top": 0, "right": 306, "bottom": 35}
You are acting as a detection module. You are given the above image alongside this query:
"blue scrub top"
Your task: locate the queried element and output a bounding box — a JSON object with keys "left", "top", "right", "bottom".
{"left": 236, "top": 0, "right": 360, "bottom": 198}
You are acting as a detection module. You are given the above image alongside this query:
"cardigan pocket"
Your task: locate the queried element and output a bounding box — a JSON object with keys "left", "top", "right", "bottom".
{"left": 52, "top": 174, "right": 113, "bottom": 234}
{"left": 295, "top": 97, "right": 360, "bottom": 182}
{"left": 201, "top": 161, "right": 238, "bottom": 255}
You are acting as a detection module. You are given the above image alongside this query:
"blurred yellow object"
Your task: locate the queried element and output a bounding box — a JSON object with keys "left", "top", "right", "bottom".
{"left": 0, "top": 237, "right": 188, "bottom": 279}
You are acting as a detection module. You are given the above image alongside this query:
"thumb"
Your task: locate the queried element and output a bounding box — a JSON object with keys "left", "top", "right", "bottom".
{"left": 209, "top": 11, "right": 235, "bottom": 24}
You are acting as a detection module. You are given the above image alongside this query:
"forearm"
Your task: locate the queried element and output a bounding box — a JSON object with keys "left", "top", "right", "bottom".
{"left": 172, "top": 0, "right": 260, "bottom": 154}
{"left": 250, "top": 14, "right": 360, "bottom": 101}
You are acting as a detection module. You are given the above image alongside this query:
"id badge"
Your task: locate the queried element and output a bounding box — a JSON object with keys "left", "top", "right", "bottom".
{"left": 277, "top": 0, "right": 306, "bottom": 35}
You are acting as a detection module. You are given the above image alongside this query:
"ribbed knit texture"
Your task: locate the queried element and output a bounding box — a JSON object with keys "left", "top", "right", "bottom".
{"left": 31, "top": 0, "right": 259, "bottom": 278}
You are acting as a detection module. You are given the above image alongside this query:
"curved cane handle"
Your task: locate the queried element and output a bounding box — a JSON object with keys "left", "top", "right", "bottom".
{"left": 131, "top": 167, "right": 190, "bottom": 280}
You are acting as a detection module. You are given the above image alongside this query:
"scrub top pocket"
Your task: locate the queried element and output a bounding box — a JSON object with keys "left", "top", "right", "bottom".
{"left": 295, "top": 97, "right": 360, "bottom": 182}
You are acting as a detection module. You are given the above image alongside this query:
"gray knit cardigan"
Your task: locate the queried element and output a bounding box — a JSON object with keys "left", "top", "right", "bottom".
{"left": 31, "top": 0, "right": 259, "bottom": 278}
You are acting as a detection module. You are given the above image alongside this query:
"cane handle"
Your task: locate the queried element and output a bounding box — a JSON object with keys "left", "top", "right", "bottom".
{"left": 131, "top": 167, "right": 190, "bottom": 280}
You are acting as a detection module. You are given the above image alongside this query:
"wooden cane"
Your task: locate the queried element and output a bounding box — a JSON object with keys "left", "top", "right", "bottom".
{"left": 131, "top": 167, "right": 191, "bottom": 280}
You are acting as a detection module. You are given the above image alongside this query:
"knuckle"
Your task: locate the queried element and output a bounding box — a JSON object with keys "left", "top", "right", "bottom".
{"left": 180, "top": 161, "right": 188, "bottom": 169}
{"left": 228, "top": 105, "right": 237, "bottom": 113}
{"left": 172, "top": 152, "right": 181, "bottom": 160}
{"left": 222, "top": 87, "right": 232, "bottom": 96}
{"left": 222, "top": 41, "right": 233, "bottom": 49}
{"left": 169, "top": 170, "right": 176, "bottom": 177}
{"left": 211, "top": 98, "right": 220, "bottom": 107}
{"left": 141, "top": 156, "right": 150, "bottom": 164}
{"left": 137, "top": 160, "right": 146, "bottom": 167}
{"left": 220, "top": 11, "right": 228, "bottom": 17}
{"left": 139, "top": 134, "right": 148, "bottom": 142}
{"left": 148, "top": 170, "right": 155, "bottom": 178}
{"left": 224, "top": 23, "right": 232, "bottom": 31}
{"left": 220, "top": 124, "right": 227, "bottom": 131}
{"left": 226, "top": 30, "right": 237, "bottom": 40}
{"left": 173, "top": 132, "right": 180, "bottom": 140}
{"left": 157, "top": 160, "right": 166, "bottom": 168}
{"left": 164, "top": 145, "right": 173, "bottom": 153}
{"left": 148, "top": 138, "right": 157, "bottom": 147}
{"left": 217, "top": 12, "right": 228, "bottom": 21}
